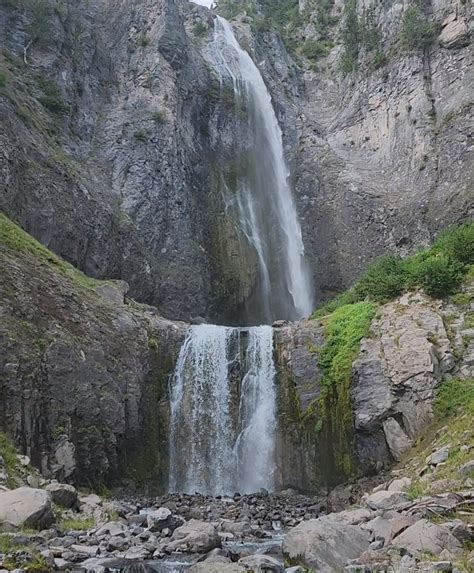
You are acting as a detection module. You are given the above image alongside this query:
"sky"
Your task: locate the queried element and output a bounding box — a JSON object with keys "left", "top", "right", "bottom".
{"left": 191, "top": 0, "right": 214, "bottom": 7}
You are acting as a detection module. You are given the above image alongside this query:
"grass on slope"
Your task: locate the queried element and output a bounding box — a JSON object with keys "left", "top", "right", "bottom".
{"left": 0, "top": 432, "right": 20, "bottom": 488}
{"left": 0, "top": 213, "right": 100, "bottom": 290}
{"left": 313, "top": 222, "right": 474, "bottom": 318}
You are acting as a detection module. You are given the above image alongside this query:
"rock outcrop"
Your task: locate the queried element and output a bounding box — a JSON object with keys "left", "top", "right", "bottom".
{"left": 274, "top": 290, "right": 471, "bottom": 491}
{"left": 0, "top": 215, "right": 186, "bottom": 490}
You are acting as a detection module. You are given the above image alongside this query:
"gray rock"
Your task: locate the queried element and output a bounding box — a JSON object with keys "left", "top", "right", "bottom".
{"left": 282, "top": 516, "right": 370, "bottom": 572}
{"left": 159, "top": 519, "right": 221, "bottom": 554}
{"left": 146, "top": 507, "right": 181, "bottom": 533}
{"left": 364, "top": 490, "right": 409, "bottom": 511}
{"left": 383, "top": 418, "right": 412, "bottom": 461}
{"left": 188, "top": 564, "right": 245, "bottom": 573}
{"left": 0, "top": 487, "right": 54, "bottom": 529}
{"left": 458, "top": 460, "right": 474, "bottom": 477}
{"left": 45, "top": 483, "right": 78, "bottom": 508}
{"left": 238, "top": 554, "right": 285, "bottom": 572}
{"left": 392, "top": 519, "right": 462, "bottom": 556}
{"left": 427, "top": 448, "right": 450, "bottom": 466}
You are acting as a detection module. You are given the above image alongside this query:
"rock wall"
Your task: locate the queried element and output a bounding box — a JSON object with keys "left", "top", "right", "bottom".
{"left": 273, "top": 289, "right": 472, "bottom": 492}
{"left": 0, "top": 217, "right": 187, "bottom": 491}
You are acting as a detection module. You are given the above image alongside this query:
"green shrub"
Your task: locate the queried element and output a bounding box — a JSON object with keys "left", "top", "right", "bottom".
{"left": 353, "top": 255, "right": 408, "bottom": 302}
{"left": 370, "top": 50, "right": 387, "bottom": 70}
{"left": 407, "top": 252, "right": 464, "bottom": 297}
{"left": 300, "top": 39, "right": 334, "bottom": 60}
{"left": 0, "top": 70, "right": 7, "bottom": 87}
{"left": 140, "top": 35, "right": 150, "bottom": 47}
{"left": 433, "top": 223, "right": 474, "bottom": 265}
{"left": 339, "top": 0, "right": 359, "bottom": 73}
{"left": 134, "top": 130, "right": 149, "bottom": 142}
{"left": 151, "top": 110, "right": 165, "bottom": 123}
{"left": 0, "top": 432, "right": 19, "bottom": 486}
{"left": 319, "top": 302, "right": 376, "bottom": 389}
{"left": 313, "top": 222, "right": 474, "bottom": 316}
{"left": 59, "top": 517, "right": 95, "bottom": 532}
{"left": 400, "top": 5, "right": 440, "bottom": 50}
{"left": 193, "top": 21, "right": 208, "bottom": 37}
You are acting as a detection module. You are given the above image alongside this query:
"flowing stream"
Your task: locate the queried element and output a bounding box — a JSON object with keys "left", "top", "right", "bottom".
{"left": 169, "top": 16, "right": 312, "bottom": 495}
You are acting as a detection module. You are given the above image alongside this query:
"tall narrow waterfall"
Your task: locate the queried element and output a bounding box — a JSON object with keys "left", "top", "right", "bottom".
{"left": 208, "top": 16, "right": 313, "bottom": 323}
{"left": 169, "top": 324, "right": 276, "bottom": 495}
{"left": 169, "top": 16, "right": 313, "bottom": 495}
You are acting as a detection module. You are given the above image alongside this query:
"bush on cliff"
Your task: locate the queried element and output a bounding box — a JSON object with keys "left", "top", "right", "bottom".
{"left": 313, "top": 222, "right": 473, "bottom": 317}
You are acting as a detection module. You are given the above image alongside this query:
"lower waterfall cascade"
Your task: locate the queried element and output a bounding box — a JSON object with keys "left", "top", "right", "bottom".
{"left": 169, "top": 324, "right": 276, "bottom": 496}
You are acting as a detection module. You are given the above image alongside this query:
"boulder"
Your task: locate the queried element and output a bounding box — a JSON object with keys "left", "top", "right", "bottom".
{"left": 238, "top": 554, "right": 285, "bottom": 572}
{"left": 364, "top": 490, "right": 409, "bottom": 511}
{"left": 159, "top": 519, "right": 221, "bottom": 554}
{"left": 282, "top": 516, "right": 370, "bottom": 572}
{"left": 146, "top": 507, "right": 181, "bottom": 533}
{"left": 0, "top": 487, "right": 54, "bottom": 529}
{"left": 439, "top": 16, "right": 469, "bottom": 49}
{"left": 458, "top": 460, "right": 474, "bottom": 477}
{"left": 392, "top": 519, "right": 462, "bottom": 556}
{"left": 427, "top": 448, "right": 449, "bottom": 466}
{"left": 383, "top": 418, "right": 412, "bottom": 461}
{"left": 45, "top": 483, "right": 78, "bottom": 508}
{"left": 387, "top": 477, "right": 412, "bottom": 492}
{"left": 188, "top": 564, "right": 245, "bottom": 573}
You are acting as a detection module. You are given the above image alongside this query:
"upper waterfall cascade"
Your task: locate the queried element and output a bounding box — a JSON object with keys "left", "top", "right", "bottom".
{"left": 208, "top": 16, "right": 313, "bottom": 323}
{"left": 169, "top": 16, "right": 313, "bottom": 495}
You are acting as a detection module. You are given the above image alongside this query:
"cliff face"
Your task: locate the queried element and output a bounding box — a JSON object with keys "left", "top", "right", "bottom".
{"left": 0, "top": 215, "right": 186, "bottom": 491}
{"left": 1, "top": 0, "right": 471, "bottom": 322}
{"left": 290, "top": 0, "right": 473, "bottom": 299}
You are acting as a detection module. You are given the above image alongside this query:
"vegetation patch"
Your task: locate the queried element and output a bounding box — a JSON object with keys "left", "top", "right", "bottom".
{"left": 58, "top": 517, "right": 95, "bottom": 533}
{"left": 0, "top": 213, "right": 100, "bottom": 291}
{"left": 0, "top": 432, "right": 20, "bottom": 488}
{"left": 400, "top": 5, "right": 441, "bottom": 51}
{"left": 313, "top": 222, "right": 474, "bottom": 317}
{"left": 0, "top": 70, "right": 7, "bottom": 87}
{"left": 37, "top": 77, "right": 68, "bottom": 113}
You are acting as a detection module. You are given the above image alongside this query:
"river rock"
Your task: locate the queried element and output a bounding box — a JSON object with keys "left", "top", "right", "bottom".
{"left": 45, "top": 483, "right": 78, "bottom": 508}
{"left": 0, "top": 487, "right": 54, "bottom": 529}
{"left": 159, "top": 519, "right": 221, "bottom": 553}
{"left": 392, "top": 519, "right": 462, "bottom": 556}
{"left": 188, "top": 564, "right": 245, "bottom": 573}
{"left": 427, "top": 448, "right": 450, "bottom": 466}
{"left": 146, "top": 507, "right": 181, "bottom": 532}
{"left": 238, "top": 554, "right": 285, "bottom": 572}
{"left": 282, "top": 516, "right": 370, "bottom": 572}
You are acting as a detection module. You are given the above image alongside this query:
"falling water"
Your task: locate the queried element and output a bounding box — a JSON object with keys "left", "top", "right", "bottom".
{"left": 208, "top": 16, "right": 313, "bottom": 322}
{"left": 169, "top": 324, "right": 276, "bottom": 495}
{"left": 169, "top": 16, "right": 314, "bottom": 495}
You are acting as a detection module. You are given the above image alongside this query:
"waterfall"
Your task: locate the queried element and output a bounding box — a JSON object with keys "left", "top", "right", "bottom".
{"left": 208, "top": 16, "right": 313, "bottom": 322}
{"left": 169, "top": 16, "right": 313, "bottom": 495}
{"left": 169, "top": 324, "right": 276, "bottom": 495}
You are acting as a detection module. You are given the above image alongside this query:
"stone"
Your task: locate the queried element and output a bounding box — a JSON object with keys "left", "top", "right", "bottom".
{"left": 282, "top": 516, "right": 370, "bottom": 572}
{"left": 451, "top": 522, "right": 472, "bottom": 543}
{"left": 392, "top": 519, "right": 462, "bottom": 556}
{"left": 459, "top": 460, "right": 474, "bottom": 477}
{"left": 96, "top": 521, "right": 127, "bottom": 537}
{"left": 439, "top": 17, "right": 469, "bottom": 49}
{"left": 0, "top": 487, "right": 54, "bottom": 529}
{"left": 387, "top": 477, "right": 412, "bottom": 492}
{"left": 45, "top": 483, "right": 78, "bottom": 508}
{"left": 238, "top": 554, "right": 285, "bottom": 572}
{"left": 70, "top": 544, "right": 99, "bottom": 557}
{"left": 123, "top": 545, "right": 151, "bottom": 560}
{"left": 364, "top": 490, "right": 409, "bottom": 511}
{"left": 427, "top": 448, "right": 450, "bottom": 466}
{"left": 159, "top": 519, "right": 221, "bottom": 554}
{"left": 188, "top": 564, "right": 245, "bottom": 573}
{"left": 383, "top": 418, "right": 412, "bottom": 461}
{"left": 146, "top": 507, "right": 180, "bottom": 532}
